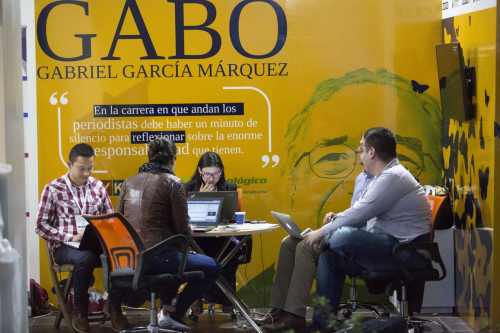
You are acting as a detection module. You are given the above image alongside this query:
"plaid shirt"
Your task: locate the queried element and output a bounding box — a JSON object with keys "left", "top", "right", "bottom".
{"left": 35, "top": 173, "right": 113, "bottom": 252}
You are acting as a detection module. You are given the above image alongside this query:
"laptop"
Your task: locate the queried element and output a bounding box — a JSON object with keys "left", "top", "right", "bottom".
{"left": 187, "top": 197, "right": 224, "bottom": 232}
{"left": 187, "top": 191, "right": 239, "bottom": 223}
{"left": 271, "top": 211, "right": 311, "bottom": 239}
{"left": 64, "top": 224, "right": 104, "bottom": 258}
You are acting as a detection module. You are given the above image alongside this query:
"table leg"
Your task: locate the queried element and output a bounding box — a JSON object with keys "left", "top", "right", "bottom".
{"left": 189, "top": 236, "right": 261, "bottom": 332}
{"left": 215, "top": 277, "right": 262, "bottom": 333}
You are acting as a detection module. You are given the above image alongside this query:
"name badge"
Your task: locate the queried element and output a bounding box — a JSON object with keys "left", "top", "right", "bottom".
{"left": 75, "top": 215, "right": 88, "bottom": 234}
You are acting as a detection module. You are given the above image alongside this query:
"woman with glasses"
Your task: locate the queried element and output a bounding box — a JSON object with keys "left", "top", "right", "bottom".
{"left": 185, "top": 152, "right": 237, "bottom": 192}
{"left": 185, "top": 152, "right": 239, "bottom": 317}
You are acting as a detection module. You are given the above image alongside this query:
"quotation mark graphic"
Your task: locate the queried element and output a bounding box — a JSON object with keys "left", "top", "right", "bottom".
{"left": 50, "top": 92, "right": 68, "bottom": 105}
{"left": 262, "top": 155, "right": 280, "bottom": 168}
{"left": 52, "top": 92, "right": 107, "bottom": 173}
{"left": 223, "top": 86, "right": 280, "bottom": 168}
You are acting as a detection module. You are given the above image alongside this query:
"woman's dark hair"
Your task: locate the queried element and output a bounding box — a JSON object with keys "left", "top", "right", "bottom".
{"left": 363, "top": 127, "right": 397, "bottom": 162}
{"left": 188, "top": 152, "right": 227, "bottom": 191}
{"left": 148, "top": 138, "right": 177, "bottom": 165}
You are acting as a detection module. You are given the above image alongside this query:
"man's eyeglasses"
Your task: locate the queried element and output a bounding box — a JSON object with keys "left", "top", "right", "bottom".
{"left": 201, "top": 172, "right": 222, "bottom": 179}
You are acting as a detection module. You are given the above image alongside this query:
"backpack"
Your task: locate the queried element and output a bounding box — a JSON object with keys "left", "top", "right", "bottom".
{"left": 423, "top": 185, "right": 454, "bottom": 229}
{"left": 30, "top": 279, "right": 51, "bottom": 317}
{"left": 335, "top": 317, "right": 408, "bottom": 333}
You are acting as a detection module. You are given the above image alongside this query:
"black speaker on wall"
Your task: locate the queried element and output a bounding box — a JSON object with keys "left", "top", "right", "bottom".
{"left": 435, "top": 42, "right": 475, "bottom": 121}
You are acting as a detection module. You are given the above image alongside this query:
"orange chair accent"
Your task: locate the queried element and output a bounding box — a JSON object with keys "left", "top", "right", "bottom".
{"left": 83, "top": 212, "right": 205, "bottom": 333}
{"left": 237, "top": 188, "right": 243, "bottom": 211}
{"left": 357, "top": 193, "right": 450, "bottom": 333}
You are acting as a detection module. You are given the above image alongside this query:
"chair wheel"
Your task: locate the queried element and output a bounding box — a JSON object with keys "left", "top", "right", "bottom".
{"left": 231, "top": 311, "right": 238, "bottom": 321}
{"left": 342, "top": 309, "right": 352, "bottom": 318}
{"left": 409, "top": 323, "right": 422, "bottom": 333}
{"left": 189, "top": 312, "right": 199, "bottom": 322}
{"left": 208, "top": 303, "right": 215, "bottom": 314}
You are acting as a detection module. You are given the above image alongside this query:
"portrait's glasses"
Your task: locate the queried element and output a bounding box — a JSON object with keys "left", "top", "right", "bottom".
{"left": 294, "top": 140, "right": 357, "bottom": 179}
{"left": 201, "top": 172, "right": 222, "bottom": 179}
{"left": 293, "top": 135, "right": 438, "bottom": 180}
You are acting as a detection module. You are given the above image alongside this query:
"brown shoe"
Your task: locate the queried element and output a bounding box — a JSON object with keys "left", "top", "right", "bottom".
{"left": 262, "top": 312, "right": 306, "bottom": 332}
{"left": 254, "top": 308, "right": 285, "bottom": 325}
{"left": 72, "top": 310, "right": 89, "bottom": 333}
{"left": 106, "top": 302, "right": 131, "bottom": 332}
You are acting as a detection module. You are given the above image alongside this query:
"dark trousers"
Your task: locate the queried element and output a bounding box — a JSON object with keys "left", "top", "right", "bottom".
{"left": 53, "top": 245, "right": 97, "bottom": 312}
{"left": 54, "top": 245, "right": 126, "bottom": 313}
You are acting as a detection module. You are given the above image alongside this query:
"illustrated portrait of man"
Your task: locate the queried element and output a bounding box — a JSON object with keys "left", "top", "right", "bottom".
{"left": 282, "top": 68, "right": 442, "bottom": 227}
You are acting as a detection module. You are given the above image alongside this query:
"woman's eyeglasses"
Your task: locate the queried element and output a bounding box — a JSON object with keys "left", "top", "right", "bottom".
{"left": 201, "top": 172, "right": 222, "bottom": 179}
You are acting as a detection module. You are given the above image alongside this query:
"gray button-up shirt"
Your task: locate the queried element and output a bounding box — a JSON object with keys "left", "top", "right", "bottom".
{"left": 321, "top": 158, "right": 431, "bottom": 242}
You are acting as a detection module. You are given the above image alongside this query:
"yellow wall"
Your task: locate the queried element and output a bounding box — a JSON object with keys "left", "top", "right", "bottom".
{"left": 35, "top": 0, "right": 443, "bottom": 310}
{"left": 442, "top": 7, "right": 498, "bottom": 331}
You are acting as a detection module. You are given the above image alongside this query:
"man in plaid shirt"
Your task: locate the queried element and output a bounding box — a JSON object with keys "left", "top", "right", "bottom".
{"left": 35, "top": 143, "right": 129, "bottom": 333}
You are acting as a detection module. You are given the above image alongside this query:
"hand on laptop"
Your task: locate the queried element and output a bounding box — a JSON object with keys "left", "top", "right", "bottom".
{"left": 323, "top": 212, "right": 336, "bottom": 225}
{"left": 71, "top": 233, "right": 84, "bottom": 242}
{"left": 199, "top": 183, "right": 215, "bottom": 192}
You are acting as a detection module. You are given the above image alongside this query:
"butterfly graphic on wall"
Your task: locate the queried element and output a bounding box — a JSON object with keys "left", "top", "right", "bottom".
{"left": 494, "top": 122, "right": 500, "bottom": 138}
{"left": 485, "top": 89, "right": 490, "bottom": 107}
{"left": 478, "top": 167, "right": 489, "bottom": 200}
{"left": 411, "top": 80, "right": 429, "bottom": 94}
{"left": 439, "top": 76, "right": 446, "bottom": 90}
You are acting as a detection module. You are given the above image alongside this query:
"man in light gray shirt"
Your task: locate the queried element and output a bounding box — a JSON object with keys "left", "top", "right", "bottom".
{"left": 257, "top": 171, "right": 374, "bottom": 332}
{"left": 304, "top": 127, "right": 432, "bottom": 331}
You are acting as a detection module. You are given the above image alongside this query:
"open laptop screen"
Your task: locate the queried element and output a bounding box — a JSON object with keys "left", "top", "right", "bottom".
{"left": 187, "top": 191, "right": 239, "bottom": 222}
{"left": 187, "top": 197, "right": 223, "bottom": 226}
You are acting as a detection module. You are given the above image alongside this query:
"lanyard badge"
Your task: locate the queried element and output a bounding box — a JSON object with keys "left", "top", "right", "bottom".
{"left": 64, "top": 175, "right": 89, "bottom": 233}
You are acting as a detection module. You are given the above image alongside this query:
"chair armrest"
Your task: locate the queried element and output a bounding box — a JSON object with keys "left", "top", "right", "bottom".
{"left": 392, "top": 242, "right": 446, "bottom": 283}
{"left": 133, "top": 235, "right": 189, "bottom": 291}
{"left": 100, "top": 253, "right": 111, "bottom": 293}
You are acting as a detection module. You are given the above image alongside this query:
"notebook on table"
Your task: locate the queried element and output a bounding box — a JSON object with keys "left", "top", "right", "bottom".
{"left": 187, "top": 191, "right": 239, "bottom": 223}
{"left": 187, "top": 197, "right": 224, "bottom": 232}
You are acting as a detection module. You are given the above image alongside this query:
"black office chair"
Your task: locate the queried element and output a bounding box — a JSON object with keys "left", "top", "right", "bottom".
{"left": 357, "top": 195, "right": 452, "bottom": 333}
{"left": 84, "top": 212, "right": 205, "bottom": 333}
{"left": 338, "top": 275, "right": 391, "bottom": 318}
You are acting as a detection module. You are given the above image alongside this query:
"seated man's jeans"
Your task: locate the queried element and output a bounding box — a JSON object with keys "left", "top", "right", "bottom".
{"left": 314, "top": 226, "right": 431, "bottom": 325}
{"left": 54, "top": 245, "right": 97, "bottom": 312}
{"left": 147, "top": 250, "right": 222, "bottom": 315}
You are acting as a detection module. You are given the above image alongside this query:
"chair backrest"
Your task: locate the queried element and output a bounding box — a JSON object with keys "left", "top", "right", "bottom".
{"left": 427, "top": 194, "right": 453, "bottom": 241}
{"left": 84, "top": 212, "right": 146, "bottom": 274}
{"left": 237, "top": 188, "right": 243, "bottom": 211}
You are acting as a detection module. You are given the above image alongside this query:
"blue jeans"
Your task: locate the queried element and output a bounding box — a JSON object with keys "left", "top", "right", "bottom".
{"left": 147, "top": 251, "right": 222, "bottom": 315}
{"left": 314, "top": 227, "right": 431, "bottom": 325}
